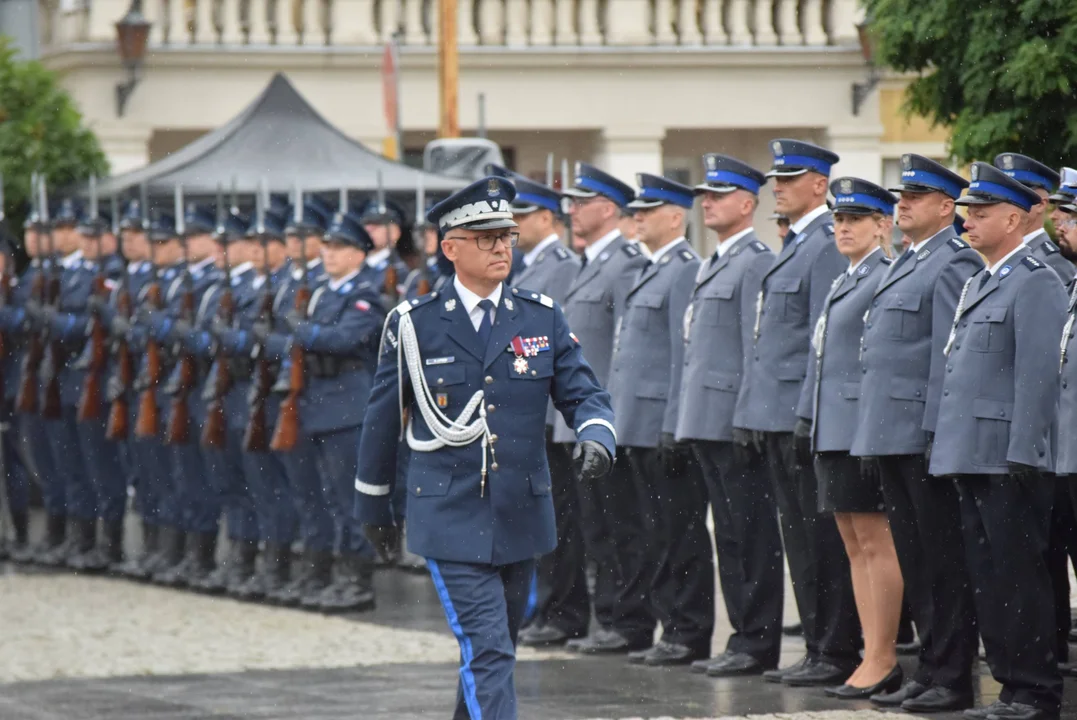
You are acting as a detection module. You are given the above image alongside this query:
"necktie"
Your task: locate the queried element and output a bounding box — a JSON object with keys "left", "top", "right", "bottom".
{"left": 890, "top": 248, "right": 914, "bottom": 275}
{"left": 782, "top": 229, "right": 797, "bottom": 248}
{"left": 476, "top": 299, "right": 495, "bottom": 348}
{"left": 578, "top": 254, "right": 588, "bottom": 275}
{"left": 979, "top": 271, "right": 991, "bottom": 289}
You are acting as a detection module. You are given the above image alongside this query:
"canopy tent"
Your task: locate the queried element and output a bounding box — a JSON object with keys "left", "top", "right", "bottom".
{"left": 97, "top": 73, "right": 466, "bottom": 198}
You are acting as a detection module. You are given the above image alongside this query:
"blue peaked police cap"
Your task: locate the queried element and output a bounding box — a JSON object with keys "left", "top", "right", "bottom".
{"left": 695, "top": 154, "right": 767, "bottom": 195}
{"left": 183, "top": 203, "right": 218, "bottom": 235}
{"left": 765, "top": 139, "right": 840, "bottom": 179}
{"left": 830, "top": 177, "right": 897, "bottom": 216}
{"left": 561, "top": 162, "right": 635, "bottom": 208}
{"left": 994, "top": 153, "right": 1059, "bottom": 193}
{"left": 285, "top": 200, "right": 330, "bottom": 235}
{"left": 627, "top": 173, "right": 695, "bottom": 210}
{"left": 324, "top": 211, "right": 375, "bottom": 252}
{"left": 510, "top": 177, "right": 563, "bottom": 215}
{"left": 889, "top": 154, "right": 969, "bottom": 200}
{"left": 956, "top": 162, "right": 1043, "bottom": 212}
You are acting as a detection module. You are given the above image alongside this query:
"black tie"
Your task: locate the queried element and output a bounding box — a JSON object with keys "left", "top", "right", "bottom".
{"left": 890, "top": 249, "right": 914, "bottom": 274}
{"left": 979, "top": 272, "right": 991, "bottom": 290}
{"left": 476, "top": 299, "right": 495, "bottom": 348}
{"left": 578, "top": 254, "right": 588, "bottom": 275}
{"left": 782, "top": 229, "right": 797, "bottom": 249}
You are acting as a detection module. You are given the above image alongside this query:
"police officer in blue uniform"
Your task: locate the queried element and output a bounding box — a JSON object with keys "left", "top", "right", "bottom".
{"left": 736, "top": 139, "right": 859, "bottom": 686}
{"left": 268, "top": 211, "right": 385, "bottom": 612}
{"left": 360, "top": 198, "right": 411, "bottom": 301}
{"left": 608, "top": 173, "right": 711, "bottom": 666}
{"left": 355, "top": 176, "right": 615, "bottom": 720}
{"left": 680, "top": 154, "right": 783, "bottom": 677}
{"left": 800, "top": 178, "right": 901, "bottom": 700}
{"left": 503, "top": 178, "right": 589, "bottom": 648}
{"left": 994, "top": 153, "right": 1074, "bottom": 282}
{"left": 933, "top": 163, "right": 1066, "bottom": 720}
{"left": 558, "top": 163, "right": 652, "bottom": 655}
{"left": 853, "top": 154, "right": 982, "bottom": 712}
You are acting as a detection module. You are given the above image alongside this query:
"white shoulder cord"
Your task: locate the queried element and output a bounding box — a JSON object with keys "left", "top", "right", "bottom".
{"left": 1060, "top": 283, "right": 1077, "bottom": 372}
{"left": 391, "top": 308, "right": 498, "bottom": 495}
{"left": 943, "top": 276, "right": 976, "bottom": 357}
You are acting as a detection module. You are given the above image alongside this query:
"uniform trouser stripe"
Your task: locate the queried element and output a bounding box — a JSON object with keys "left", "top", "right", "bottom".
{"left": 427, "top": 559, "right": 483, "bottom": 720}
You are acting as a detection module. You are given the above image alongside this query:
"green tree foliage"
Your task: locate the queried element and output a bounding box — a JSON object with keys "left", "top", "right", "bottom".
{"left": 864, "top": 0, "right": 1077, "bottom": 166}
{"left": 0, "top": 36, "right": 108, "bottom": 236}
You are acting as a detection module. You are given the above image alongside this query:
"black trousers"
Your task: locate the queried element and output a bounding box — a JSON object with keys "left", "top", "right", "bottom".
{"left": 877, "top": 454, "right": 977, "bottom": 690}
{"left": 693, "top": 440, "right": 784, "bottom": 666}
{"left": 762, "top": 432, "right": 859, "bottom": 664}
{"left": 627, "top": 445, "right": 714, "bottom": 650}
{"left": 955, "top": 473, "right": 1062, "bottom": 713}
{"left": 532, "top": 433, "right": 590, "bottom": 636}
{"left": 1046, "top": 475, "right": 1074, "bottom": 663}
{"left": 573, "top": 446, "right": 655, "bottom": 643}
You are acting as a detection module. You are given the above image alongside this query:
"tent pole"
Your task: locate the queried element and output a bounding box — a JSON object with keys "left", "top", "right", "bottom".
{"left": 438, "top": 0, "right": 459, "bottom": 138}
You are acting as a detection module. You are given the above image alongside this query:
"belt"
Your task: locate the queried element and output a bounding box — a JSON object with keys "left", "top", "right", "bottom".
{"left": 305, "top": 354, "right": 365, "bottom": 378}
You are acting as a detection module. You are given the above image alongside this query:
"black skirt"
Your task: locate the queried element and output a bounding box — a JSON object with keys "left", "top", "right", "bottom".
{"left": 815, "top": 451, "right": 885, "bottom": 514}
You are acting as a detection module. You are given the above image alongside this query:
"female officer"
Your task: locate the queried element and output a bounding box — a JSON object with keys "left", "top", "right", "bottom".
{"left": 794, "top": 177, "right": 904, "bottom": 698}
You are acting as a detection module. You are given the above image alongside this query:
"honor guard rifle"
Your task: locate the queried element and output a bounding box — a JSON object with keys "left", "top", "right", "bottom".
{"left": 105, "top": 187, "right": 143, "bottom": 440}
{"left": 134, "top": 186, "right": 164, "bottom": 438}
{"left": 40, "top": 177, "right": 62, "bottom": 420}
{"left": 0, "top": 174, "right": 13, "bottom": 402}
{"left": 243, "top": 179, "right": 273, "bottom": 452}
{"left": 16, "top": 174, "right": 45, "bottom": 414}
{"left": 413, "top": 175, "right": 432, "bottom": 296}
{"left": 165, "top": 185, "right": 196, "bottom": 445}
{"left": 269, "top": 183, "right": 310, "bottom": 452}
{"left": 561, "top": 158, "right": 574, "bottom": 252}
{"left": 201, "top": 183, "right": 234, "bottom": 449}
{"left": 378, "top": 172, "right": 402, "bottom": 306}
{"left": 77, "top": 177, "right": 109, "bottom": 421}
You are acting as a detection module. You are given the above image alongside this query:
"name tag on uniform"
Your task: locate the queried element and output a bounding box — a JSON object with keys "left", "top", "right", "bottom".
{"left": 508, "top": 336, "right": 550, "bottom": 357}
{"left": 425, "top": 356, "right": 455, "bottom": 366}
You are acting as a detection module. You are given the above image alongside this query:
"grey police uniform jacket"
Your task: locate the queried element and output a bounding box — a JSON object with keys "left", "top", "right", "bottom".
{"left": 1026, "top": 229, "right": 1075, "bottom": 284}
{"left": 733, "top": 211, "right": 846, "bottom": 433}
{"left": 552, "top": 235, "right": 648, "bottom": 443}
{"left": 849, "top": 227, "right": 983, "bottom": 457}
{"left": 929, "top": 251, "right": 1066, "bottom": 476}
{"left": 607, "top": 239, "right": 700, "bottom": 448}
{"left": 1055, "top": 283, "right": 1077, "bottom": 474}
{"left": 675, "top": 232, "right": 773, "bottom": 443}
{"left": 513, "top": 238, "right": 581, "bottom": 428}
{"left": 802, "top": 251, "right": 889, "bottom": 452}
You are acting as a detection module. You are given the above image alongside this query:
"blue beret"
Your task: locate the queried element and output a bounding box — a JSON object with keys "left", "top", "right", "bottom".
{"left": 889, "top": 154, "right": 969, "bottom": 199}
{"left": 183, "top": 203, "right": 217, "bottom": 235}
{"left": 510, "top": 178, "right": 562, "bottom": 215}
{"left": 562, "top": 162, "right": 635, "bottom": 208}
{"left": 956, "top": 162, "right": 1043, "bottom": 212}
{"left": 427, "top": 176, "right": 518, "bottom": 232}
{"left": 324, "top": 211, "right": 374, "bottom": 252}
{"left": 994, "top": 153, "right": 1059, "bottom": 193}
{"left": 695, "top": 154, "right": 766, "bottom": 195}
{"left": 766, "top": 139, "right": 839, "bottom": 178}
{"left": 627, "top": 173, "right": 695, "bottom": 210}
{"left": 830, "top": 177, "right": 897, "bottom": 216}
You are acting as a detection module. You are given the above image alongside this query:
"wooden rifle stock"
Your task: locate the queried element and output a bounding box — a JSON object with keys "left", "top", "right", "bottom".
{"left": 41, "top": 269, "right": 62, "bottom": 420}
{"left": 242, "top": 290, "right": 274, "bottom": 452}
{"left": 269, "top": 283, "right": 311, "bottom": 452}
{"left": 105, "top": 286, "right": 134, "bottom": 440}
{"left": 134, "top": 282, "right": 163, "bottom": 438}
{"left": 165, "top": 289, "right": 197, "bottom": 445}
{"left": 201, "top": 285, "right": 234, "bottom": 449}
{"left": 16, "top": 271, "right": 46, "bottom": 413}
{"left": 76, "top": 273, "right": 109, "bottom": 421}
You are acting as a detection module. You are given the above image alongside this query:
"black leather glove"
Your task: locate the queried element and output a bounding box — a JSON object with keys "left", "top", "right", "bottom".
{"left": 731, "top": 427, "right": 762, "bottom": 466}
{"left": 109, "top": 316, "right": 131, "bottom": 339}
{"left": 361, "top": 523, "right": 400, "bottom": 565}
{"left": 793, "top": 418, "right": 813, "bottom": 468}
{"left": 87, "top": 294, "right": 106, "bottom": 315}
{"left": 251, "top": 319, "right": 270, "bottom": 346}
{"left": 1008, "top": 462, "right": 1041, "bottom": 482}
{"left": 860, "top": 457, "right": 881, "bottom": 485}
{"left": 23, "top": 299, "right": 45, "bottom": 327}
{"left": 573, "top": 440, "right": 612, "bottom": 484}
{"left": 924, "top": 431, "right": 934, "bottom": 466}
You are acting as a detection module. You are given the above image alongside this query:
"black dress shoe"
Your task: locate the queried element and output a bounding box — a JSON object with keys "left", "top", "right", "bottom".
{"left": 1069, "top": 626, "right": 1077, "bottom": 644}
{"left": 986, "top": 702, "right": 1059, "bottom": 720}
{"left": 763, "top": 654, "right": 810, "bottom": 684}
{"left": 825, "top": 665, "right": 903, "bottom": 699}
{"left": 965, "top": 701, "right": 1014, "bottom": 720}
{"left": 629, "top": 641, "right": 706, "bottom": 667}
{"left": 705, "top": 652, "right": 766, "bottom": 678}
{"left": 519, "top": 624, "right": 575, "bottom": 647}
{"left": 896, "top": 640, "right": 921, "bottom": 656}
{"left": 783, "top": 622, "right": 803, "bottom": 636}
{"left": 901, "top": 685, "right": 974, "bottom": 713}
{"left": 570, "top": 629, "right": 650, "bottom": 655}
{"left": 1060, "top": 662, "right": 1077, "bottom": 678}
{"left": 871, "top": 679, "right": 928, "bottom": 706}
{"left": 782, "top": 658, "right": 854, "bottom": 687}
{"left": 691, "top": 651, "right": 734, "bottom": 674}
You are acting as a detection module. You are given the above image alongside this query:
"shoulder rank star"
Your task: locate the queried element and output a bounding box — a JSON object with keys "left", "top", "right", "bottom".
{"left": 513, "top": 356, "right": 529, "bottom": 375}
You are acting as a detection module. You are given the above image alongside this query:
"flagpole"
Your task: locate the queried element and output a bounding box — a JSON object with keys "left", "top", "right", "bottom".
{"left": 438, "top": 0, "right": 459, "bottom": 138}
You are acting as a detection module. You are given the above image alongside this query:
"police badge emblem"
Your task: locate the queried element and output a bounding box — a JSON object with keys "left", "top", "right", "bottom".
{"left": 487, "top": 179, "right": 499, "bottom": 196}
{"left": 858, "top": 264, "right": 870, "bottom": 276}
{"left": 504, "top": 298, "right": 514, "bottom": 311}
{"left": 902, "top": 154, "right": 912, "bottom": 170}
{"left": 840, "top": 179, "right": 853, "bottom": 195}
{"left": 772, "top": 141, "right": 783, "bottom": 156}
{"left": 1002, "top": 154, "right": 1014, "bottom": 170}
{"left": 1000, "top": 265, "right": 1012, "bottom": 277}
{"left": 971, "top": 165, "right": 979, "bottom": 181}
{"left": 706, "top": 155, "right": 717, "bottom": 171}
{"left": 444, "top": 298, "right": 457, "bottom": 312}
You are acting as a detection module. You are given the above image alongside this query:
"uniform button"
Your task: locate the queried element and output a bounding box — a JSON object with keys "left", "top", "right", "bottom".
{"left": 437, "top": 378, "right": 444, "bottom": 385}
{"left": 999, "top": 411, "right": 1005, "bottom": 418}
{"left": 531, "top": 370, "right": 537, "bottom": 376}
{"left": 915, "top": 391, "right": 921, "bottom": 397}
{"left": 862, "top": 368, "right": 867, "bottom": 374}
{"left": 897, "top": 299, "right": 903, "bottom": 306}
{"left": 872, "top": 300, "right": 879, "bottom": 308}
{"left": 489, "top": 434, "right": 498, "bottom": 444}
{"left": 961, "top": 320, "right": 968, "bottom": 328}
{"left": 1064, "top": 381, "right": 1069, "bottom": 389}
{"left": 416, "top": 487, "right": 422, "bottom": 494}
{"left": 487, "top": 404, "right": 495, "bottom": 412}
{"left": 485, "top": 376, "right": 494, "bottom": 385}
{"left": 866, "top": 323, "right": 872, "bottom": 329}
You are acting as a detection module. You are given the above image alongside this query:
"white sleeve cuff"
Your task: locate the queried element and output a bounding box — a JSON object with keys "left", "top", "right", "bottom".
{"left": 355, "top": 478, "right": 391, "bottom": 496}
{"left": 576, "top": 418, "right": 617, "bottom": 442}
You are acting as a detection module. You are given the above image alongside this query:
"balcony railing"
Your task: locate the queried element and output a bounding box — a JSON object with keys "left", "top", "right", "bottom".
{"left": 43, "top": 0, "right": 861, "bottom": 51}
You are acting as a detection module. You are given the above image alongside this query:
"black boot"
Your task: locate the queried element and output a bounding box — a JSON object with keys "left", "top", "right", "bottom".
{"left": 270, "top": 549, "right": 334, "bottom": 607}
{"left": 304, "top": 553, "right": 376, "bottom": 613}
{"left": 114, "top": 522, "right": 159, "bottom": 578}
{"left": 31, "top": 514, "right": 67, "bottom": 565}
{"left": 69, "top": 520, "right": 124, "bottom": 573}
{"left": 38, "top": 517, "right": 91, "bottom": 568}
{"left": 147, "top": 527, "right": 186, "bottom": 584}
{"left": 194, "top": 539, "right": 256, "bottom": 595}
{"left": 231, "top": 543, "right": 291, "bottom": 602}
{"left": 62, "top": 518, "right": 100, "bottom": 571}
{"left": 156, "top": 532, "right": 217, "bottom": 588}
{"left": 7, "top": 510, "right": 32, "bottom": 563}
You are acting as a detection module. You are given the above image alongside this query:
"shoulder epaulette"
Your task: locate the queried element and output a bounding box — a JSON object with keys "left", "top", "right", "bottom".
{"left": 554, "top": 246, "right": 571, "bottom": 261}
{"left": 881, "top": 256, "right": 893, "bottom": 265}
{"left": 679, "top": 248, "right": 696, "bottom": 262}
{"left": 622, "top": 244, "right": 640, "bottom": 257}
{"left": 1041, "top": 239, "right": 1060, "bottom": 255}
{"left": 948, "top": 237, "right": 969, "bottom": 251}
{"left": 393, "top": 292, "right": 440, "bottom": 316}
{"left": 750, "top": 240, "right": 769, "bottom": 253}
{"left": 1022, "top": 256, "right": 1044, "bottom": 270}
{"left": 512, "top": 287, "right": 554, "bottom": 308}
{"left": 823, "top": 224, "right": 835, "bottom": 236}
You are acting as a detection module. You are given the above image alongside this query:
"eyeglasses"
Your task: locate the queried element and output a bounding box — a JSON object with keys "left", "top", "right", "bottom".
{"left": 447, "top": 231, "right": 520, "bottom": 251}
